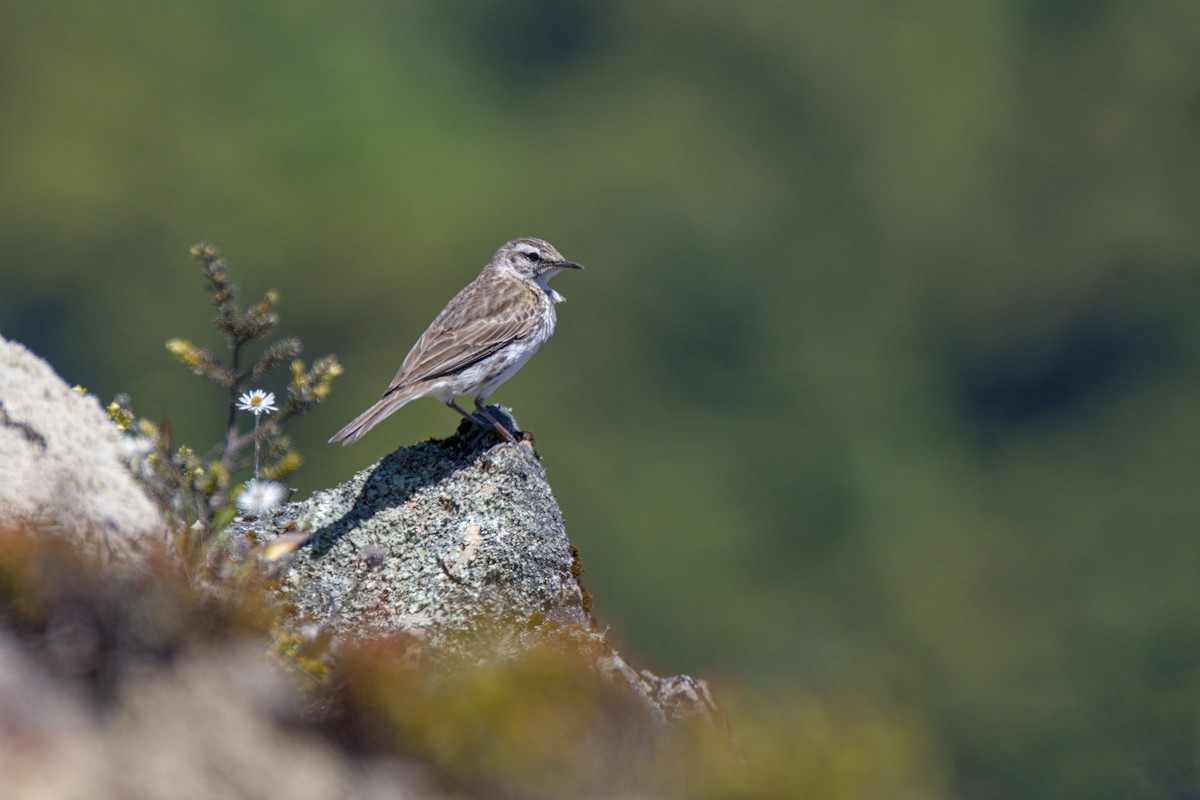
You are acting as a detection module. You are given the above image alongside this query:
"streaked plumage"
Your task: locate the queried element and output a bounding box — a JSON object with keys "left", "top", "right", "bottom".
{"left": 330, "top": 238, "right": 582, "bottom": 445}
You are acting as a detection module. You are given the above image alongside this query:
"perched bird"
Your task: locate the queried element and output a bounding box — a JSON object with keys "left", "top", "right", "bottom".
{"left": 330, "top": 237, "right": 583, "bottom": 445}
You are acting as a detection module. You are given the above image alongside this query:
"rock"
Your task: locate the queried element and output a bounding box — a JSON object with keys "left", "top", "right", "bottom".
{"left": 0, "top": 334, "right": 163, "bottom": 558}
{"left": 231, "top": 410, "right": 727, "bottom": 730}
{"left": 239, "top": 411, "right": 589, "bottom": 651}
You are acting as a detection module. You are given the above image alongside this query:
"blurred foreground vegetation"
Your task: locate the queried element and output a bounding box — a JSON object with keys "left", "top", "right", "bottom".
{"left": 0, "top": 526, "right": 948, "bottom": 799}
{"left": 2, "top": 1, "right": 1199, "bottom": 797}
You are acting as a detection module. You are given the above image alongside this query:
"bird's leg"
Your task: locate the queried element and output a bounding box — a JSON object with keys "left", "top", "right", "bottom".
{"left": 473, "top": 400, "right": 518, "bottom": 443}
{"left": 447, "top": 399, "right": 514, "bottom": 443}
{"left": 446, "top": 400, "right": 490, "bottom": 431}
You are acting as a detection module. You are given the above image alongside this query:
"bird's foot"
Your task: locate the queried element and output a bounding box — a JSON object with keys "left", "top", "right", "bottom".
{"left": 476, "top": 405, "right": 538, "bottom": 448}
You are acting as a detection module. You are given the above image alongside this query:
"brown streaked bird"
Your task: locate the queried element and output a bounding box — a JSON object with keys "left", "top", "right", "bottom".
{"left": 329, "top": 237, "right": 583, "bottom": 445}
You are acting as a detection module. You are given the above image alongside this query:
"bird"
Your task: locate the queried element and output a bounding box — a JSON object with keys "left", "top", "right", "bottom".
{"left": 329, "top": 237, "right": 583, "bottom": 446}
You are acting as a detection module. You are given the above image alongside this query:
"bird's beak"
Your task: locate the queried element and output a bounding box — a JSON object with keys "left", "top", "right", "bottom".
{"left": 557, "top": 260, "right": 584, "bottom": 270}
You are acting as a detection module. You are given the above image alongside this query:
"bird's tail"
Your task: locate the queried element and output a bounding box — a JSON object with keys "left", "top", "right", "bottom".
{"left": 328, "top": 387, "right": 421, "bottom": 445}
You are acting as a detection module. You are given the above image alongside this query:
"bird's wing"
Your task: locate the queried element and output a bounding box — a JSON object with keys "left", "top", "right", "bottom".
{"left": 384, "top": 271, "right": 543, "bottom": 394}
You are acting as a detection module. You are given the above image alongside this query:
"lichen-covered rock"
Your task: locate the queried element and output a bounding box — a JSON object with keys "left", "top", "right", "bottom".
{"left": 0, "top": 334, "right": 163, "bottom": 557}
{"left": 231, "top": 409, "right": 728, "bottom": 733}
{"left": 237, "top": 411, "right": 589, "bottom": 652}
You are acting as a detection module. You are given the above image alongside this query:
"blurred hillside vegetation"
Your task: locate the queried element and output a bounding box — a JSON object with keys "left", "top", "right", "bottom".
{"left": 2, "top": 1, "right": 1199, "bottom": 797}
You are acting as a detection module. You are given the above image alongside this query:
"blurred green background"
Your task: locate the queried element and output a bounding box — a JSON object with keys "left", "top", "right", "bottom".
{"left": 3, "top": 1, "right": 1199, "bottom": 796}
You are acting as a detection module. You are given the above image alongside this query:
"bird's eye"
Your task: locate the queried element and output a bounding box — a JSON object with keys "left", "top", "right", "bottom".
{"left": 526, "top": 251, "right": 541, "bottom": 262}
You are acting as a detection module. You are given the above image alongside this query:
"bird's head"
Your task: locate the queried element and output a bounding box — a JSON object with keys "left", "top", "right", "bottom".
{"left": 495, "top": 237, "right": 584, "bottom": 286}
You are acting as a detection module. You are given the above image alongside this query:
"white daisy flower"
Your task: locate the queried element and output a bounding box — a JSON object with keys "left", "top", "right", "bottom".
{"left": 236, "top": 389, "right": 278, "bottom": 416}
{"left": 237, "top": 479, "right": 288, "bottom": 515}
